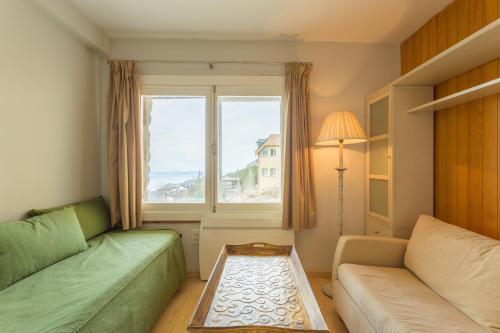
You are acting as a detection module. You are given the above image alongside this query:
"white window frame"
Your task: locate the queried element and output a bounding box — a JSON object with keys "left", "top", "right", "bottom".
{"left": 139, "top": 75, "right": 284, "bottom": 221}
{"left": 215, "top": 85, "right": 284, "bottom": 212}
{"left": 270, "top": 168, "right": 277, "bottom": 176}
{"left": 141, "top": 85, "right": 213, "bottom": 219}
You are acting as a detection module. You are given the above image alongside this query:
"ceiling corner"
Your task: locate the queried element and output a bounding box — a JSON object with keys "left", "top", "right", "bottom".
{"left": 28, "top": 0, "right": 110, "bottom": 57}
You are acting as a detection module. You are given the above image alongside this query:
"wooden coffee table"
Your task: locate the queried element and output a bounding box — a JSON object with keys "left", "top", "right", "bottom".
{"left": 188, "top": 243, "right": 329, "bottom": 332}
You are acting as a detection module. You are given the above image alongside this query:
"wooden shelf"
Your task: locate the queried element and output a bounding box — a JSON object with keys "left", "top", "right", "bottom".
{"left": 393, "top": 19, "right": 500, "bottom": 86}
{"left": 408, "top": 78, "right": 500, "bottom": 113}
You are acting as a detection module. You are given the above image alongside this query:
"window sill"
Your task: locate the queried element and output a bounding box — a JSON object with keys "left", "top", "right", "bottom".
{"left": 142, "top": 209, "right": 207, "bottom": 222}
{"left": 142, "top": 207, "right": 282, "bottom": 222}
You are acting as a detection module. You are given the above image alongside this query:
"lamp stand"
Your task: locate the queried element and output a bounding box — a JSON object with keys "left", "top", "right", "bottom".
{"left": 322, "top": 139, "right": 346, "bottom": 298}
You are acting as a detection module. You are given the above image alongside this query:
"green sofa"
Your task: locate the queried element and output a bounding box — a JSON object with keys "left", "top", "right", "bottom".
{"left": 0, "top": 198, "right": 187, "bottom": 333}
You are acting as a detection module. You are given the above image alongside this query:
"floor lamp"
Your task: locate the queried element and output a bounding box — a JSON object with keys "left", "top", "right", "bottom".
{"left": 316, "top": 110, "right": 367, "bottom": 298}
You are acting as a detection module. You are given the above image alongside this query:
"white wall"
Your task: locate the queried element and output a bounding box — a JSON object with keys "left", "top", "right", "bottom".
{"left": 0, "top": 0, "right": 101, "bottom": 221}
{"left": 108, "top": 39, "right": 399, "bottom": 272}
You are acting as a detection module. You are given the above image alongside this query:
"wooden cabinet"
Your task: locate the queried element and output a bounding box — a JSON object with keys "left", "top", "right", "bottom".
{"left": 366, "top": 86, "right": 434, "bottom": 238}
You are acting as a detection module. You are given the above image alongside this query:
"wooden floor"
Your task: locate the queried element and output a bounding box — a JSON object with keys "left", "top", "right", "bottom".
{"left": 151, "top": 277, "right": 348, "bottom": 333}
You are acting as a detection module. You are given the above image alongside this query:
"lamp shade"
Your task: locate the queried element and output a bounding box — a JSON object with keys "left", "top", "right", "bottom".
{"left": 316, "top": 110, "right": 367, "bottom": 146}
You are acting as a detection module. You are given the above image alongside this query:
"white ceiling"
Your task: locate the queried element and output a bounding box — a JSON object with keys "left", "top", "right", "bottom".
{"left": 69, "top": 0, "right": 452, "bottom": 44}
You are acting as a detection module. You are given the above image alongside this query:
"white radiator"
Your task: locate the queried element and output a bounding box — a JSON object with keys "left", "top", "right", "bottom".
{"left": 199, "top": 216, "right": 295, "bottom": 280}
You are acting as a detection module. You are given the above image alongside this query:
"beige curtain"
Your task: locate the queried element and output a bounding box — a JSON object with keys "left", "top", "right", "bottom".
{"left": 107, "top": 60, "right": 142, "bottom": 230}
{"left": 282, "top": 62, "right": 317, "bottom": 231}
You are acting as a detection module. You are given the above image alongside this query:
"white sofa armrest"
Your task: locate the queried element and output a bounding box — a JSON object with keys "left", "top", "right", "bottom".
{"left": 332, "top": 235, "right": 409, "bottom": 281}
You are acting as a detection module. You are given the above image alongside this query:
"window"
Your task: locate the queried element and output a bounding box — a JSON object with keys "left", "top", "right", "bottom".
{"left": 218, "top": 96, "right": 282, "bottom": 204}
{"left": 141, "top": 76, "right": 283, "bottom": 219}
{"left": 142, "top": 93, "right": 207, "bottom": 204}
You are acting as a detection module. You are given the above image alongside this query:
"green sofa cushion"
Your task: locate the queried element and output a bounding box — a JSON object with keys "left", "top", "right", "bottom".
{"left": 0, "top": 230, "right": 187, "bottom": 333}
{"left": 0, "top": 207, "right": 88, "bottom": 291}
{"left": 29, "top": 196, "right": 111, "bottom": 240}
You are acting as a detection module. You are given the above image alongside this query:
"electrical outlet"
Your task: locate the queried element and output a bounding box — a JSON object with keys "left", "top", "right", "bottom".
{"left": 192, "top": 229, "right": 200, "bottom": 245}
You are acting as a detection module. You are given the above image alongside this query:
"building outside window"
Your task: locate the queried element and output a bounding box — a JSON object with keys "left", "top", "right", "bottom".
{"left": 256, "top": 134, "right": 281, "bottom": 195}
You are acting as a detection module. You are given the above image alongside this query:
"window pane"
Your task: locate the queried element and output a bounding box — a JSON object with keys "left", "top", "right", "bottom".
{"left": 143, "top": 96, "right": 205, "bottom": 203}
{"left": 218, "top": 96, "right": 281, "bottom": 203}
{"left": 369, "top": 179, "right": 388, "bottom": 217}
{"left": 369, "top": 139, "right": 388, "bottom": 176}
{"left": 369, "top": 96, "right": 388, "bottom": 137}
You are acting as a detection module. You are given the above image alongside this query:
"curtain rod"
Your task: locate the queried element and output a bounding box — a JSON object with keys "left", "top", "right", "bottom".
{"left": 104, "top": 59, "right": 313, "bottom": 68}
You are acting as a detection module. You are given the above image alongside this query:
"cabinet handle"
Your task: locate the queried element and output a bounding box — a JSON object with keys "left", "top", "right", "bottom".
{"left": 374, "top": 230, "right": 380, "bottom": 234}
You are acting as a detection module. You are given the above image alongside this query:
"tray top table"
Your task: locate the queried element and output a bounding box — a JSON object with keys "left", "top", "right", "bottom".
{"left": 188, "top": 243, "right": 329, "bottom": 332}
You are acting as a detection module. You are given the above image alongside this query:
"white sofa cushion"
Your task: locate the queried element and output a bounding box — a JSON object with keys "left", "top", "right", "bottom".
{"left": 405, "top": 215, "right": 500, "bottom": 332}
{"left": 334, "top": 280, "right": 376, "bottom": 333}
{"left": 338, "top": 264, "right": 486, "bottom": 333}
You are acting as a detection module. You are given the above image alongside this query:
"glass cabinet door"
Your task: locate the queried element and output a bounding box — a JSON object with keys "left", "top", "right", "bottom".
{"left": 369, "top": 179, "right": 389, "bottom": 217}
{"left": 368, "top": 95, "right": 389, "bottom": 220}
{"left": 369, "top": 96, "right": 388, "bottom": 137}
{"left": 369, "top": 139, "right": 388, "bottom": 176}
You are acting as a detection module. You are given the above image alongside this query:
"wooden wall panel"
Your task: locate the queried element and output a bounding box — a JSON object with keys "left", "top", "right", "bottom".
{"left": 414, "top": 29, "right": 423, "bottom": 69}
{"left": 407, "top": 34, "right": 416, "bottom": 72}
{"left": 458, "top": 0, "right": 472, "bottom": 40}
{"left": 401, "top": 0, "right": 499, "bottom": 239}
{"left": 457, "top": 72, "right": 471, "bottom": 229}
{"left": 434, "top": 61, "right": 499, "bottom": 240}
{"left": 428, "top": 16, "right": 439, "bottom": 61}
{"left": 447, "top": 2, "right": 459, "bottom": 47}
{"left": 437, "top": 10, "right": 449, "bottom": 54}
{"left": 482, "top": 96, "right": 498, "bottom": 238}
{"left": 420, "top": 23, "right": 430, "bottom": 64}
{"left": 401, "top": 0, "right": 500, "bottom": 75}
{"left": 485, "top": 0, "right": 498, "bottom": 24}
{"left": 448, "top": 79, "right": 460, "bottom": 226}
{"left": 468, "top": 67, "right": 484, "bottom": 234}
{"left": 400, "top": 40, "right": 408, "bottom": 75}
{"left": 471, "top": 0, "right": 485, "bottom": 31}
{"left": 482, "top": 61, "right": 499, "bottom": 238}
{"left": 434, "top": 107, "right": 449, "bottom": 222}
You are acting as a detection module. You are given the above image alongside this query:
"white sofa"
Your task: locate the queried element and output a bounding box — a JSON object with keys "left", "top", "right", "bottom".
{"left": 332, "top": 215, "right": 500, "bottom": 333}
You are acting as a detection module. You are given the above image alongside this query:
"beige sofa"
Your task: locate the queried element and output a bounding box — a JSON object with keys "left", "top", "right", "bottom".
{"left": 332, "top": 215, "right": 500, "bottom": 333}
